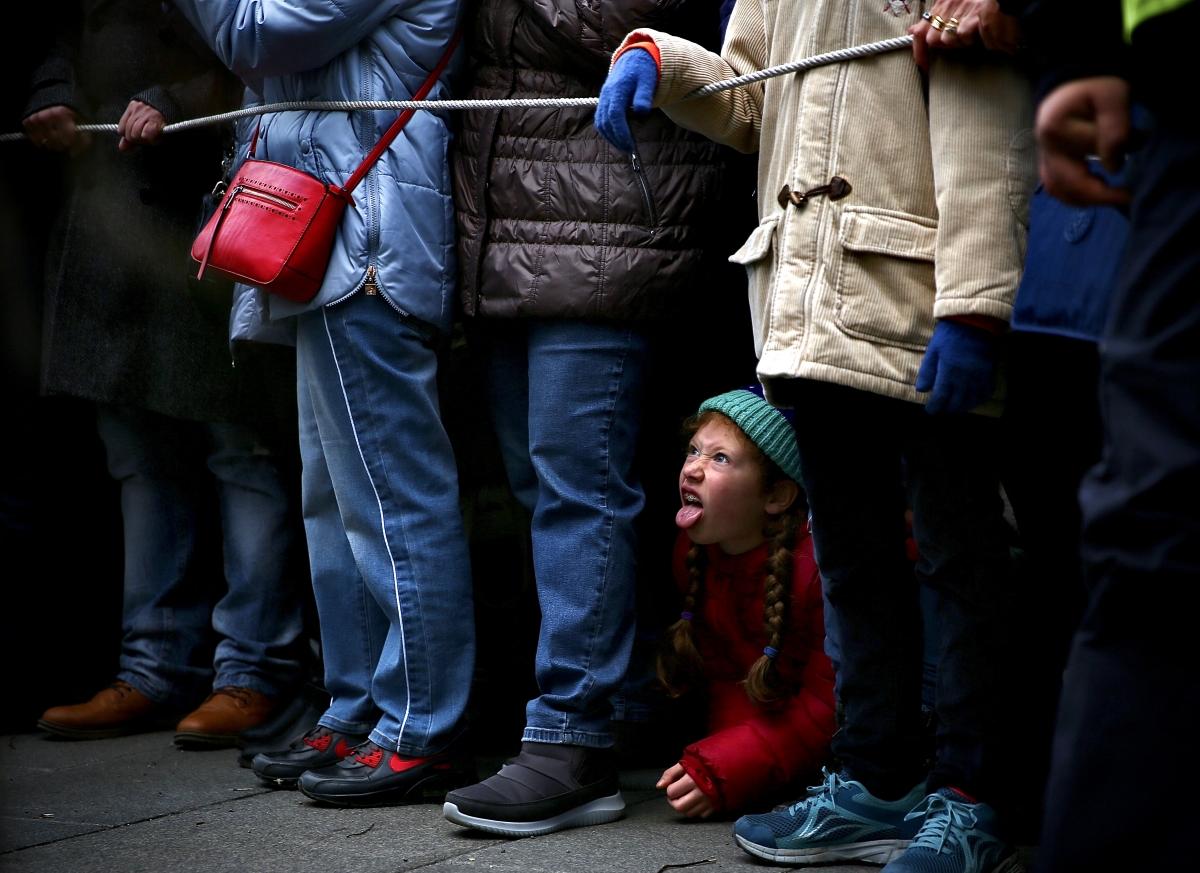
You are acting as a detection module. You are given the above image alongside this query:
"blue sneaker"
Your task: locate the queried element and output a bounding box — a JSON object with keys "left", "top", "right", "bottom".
{"left": 880, "top": 788, "right": 1020, "bottom": 873}
{"left": 733, "top": 769, "right": 926, "bottom": 866}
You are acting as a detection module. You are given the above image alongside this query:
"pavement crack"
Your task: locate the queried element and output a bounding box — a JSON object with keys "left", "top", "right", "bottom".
{"left": 657, "top": 859, "right": 716, "bottom": 873}
{"left": 0, "top": 786, "right": 271, "bottom": 856}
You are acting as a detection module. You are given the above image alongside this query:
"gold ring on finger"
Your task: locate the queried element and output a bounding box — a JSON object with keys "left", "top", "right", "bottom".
{"left": 930, "top": 14, "right": 947, "bottom": 30}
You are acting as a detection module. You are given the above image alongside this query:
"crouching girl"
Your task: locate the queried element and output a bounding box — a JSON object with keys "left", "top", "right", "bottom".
{"left": 657, "top": 389, "right": 835, "bottom": 818}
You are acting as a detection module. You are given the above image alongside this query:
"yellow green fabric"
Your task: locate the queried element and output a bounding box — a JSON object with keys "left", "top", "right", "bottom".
{"left": 1123, "top": 0, "right": 1194, "bottom": 40}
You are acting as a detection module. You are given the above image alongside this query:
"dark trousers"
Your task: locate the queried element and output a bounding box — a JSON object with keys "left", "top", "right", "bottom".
{"left": 1034, "top": 128, "right": 1200, "bottom": 873}
{"left": 1000, "top": 331, "right": 1100, "bottom": 839}
{"left": 775, "top": 379, "right": 1016, "bottom": 807}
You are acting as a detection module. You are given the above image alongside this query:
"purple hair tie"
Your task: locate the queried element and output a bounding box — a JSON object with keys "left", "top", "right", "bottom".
{"left": 763, "top": 646, "right": 780, "bottom": 659}
{"left": 680, "top": 611, "right": 694, "bottom": 621}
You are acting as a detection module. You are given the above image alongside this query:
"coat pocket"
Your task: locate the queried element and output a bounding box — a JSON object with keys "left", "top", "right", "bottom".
{"left": 730, "top": 216, "right": 780, "bottom": 346}
{"left": 833, "top": 207, "right": 938, "bottom": 351}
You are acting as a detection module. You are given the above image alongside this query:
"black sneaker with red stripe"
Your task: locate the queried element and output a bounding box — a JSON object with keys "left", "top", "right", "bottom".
{"left": 297, "top": 739, "right": 474, "bottom": 807}
{"left": 252, "top": 726, "right": 367, "bottom": 788}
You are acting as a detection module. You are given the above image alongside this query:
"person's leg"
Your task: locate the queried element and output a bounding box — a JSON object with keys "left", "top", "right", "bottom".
{"left": 999, "top": 330, "right": 1099, "bottom": 838}
{"left": 519, "top": 320, "right": 648, "bottom": 748}
{"left": 206, "top": 422, "right": 305, "bottom": 698}
{"left": 297, "top": 294, "right": 475, "bottom": 756}
{"left": 294, "top": 345, "right": 386, "bottom": 740}
{"left": 247, "top": 355, "right": 380, "bottom": 782}
{"left": 784, "top": 379, "right": 927, "bottom": 799}
{"left": 1035, "top": 127, "right": 1200, "bottom": 873}
{"left": 99, "top": 404, "right": 217, "bottom": 707}
{"left": 901, "top": 408, "right": 1018, "bottom": 810}
{"left": 444, "top": 318, "right": 648, "bottom": 836}
{"left": 731, "top": 379, "right": 927, "bottom": 867}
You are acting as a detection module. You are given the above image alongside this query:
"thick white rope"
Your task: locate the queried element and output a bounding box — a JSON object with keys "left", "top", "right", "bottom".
{"left": 0, "top": 35, "right": 912, "bottom": 143}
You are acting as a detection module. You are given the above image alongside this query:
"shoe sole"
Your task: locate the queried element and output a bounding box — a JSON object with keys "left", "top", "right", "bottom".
{"left": 995, "top": 855, "right": 1027, "bottom": 873}
{"left": 37, "top": 717, "right": 177, "bottom": 741}
{"left": 734, "top": 835, "right": 911, "bottom": 866}
{"left": 443, "top": 793, "right": 626, "bottom": 838}
{"left": 298, "top": 773, "right": 467, "bottom": 808}
{"left": 174, "top": 732, "right": 240, "bottom": 750}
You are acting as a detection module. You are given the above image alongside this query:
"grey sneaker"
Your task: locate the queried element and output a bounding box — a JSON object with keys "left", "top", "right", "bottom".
{"left": 443, "top": 742, "right": 624, "bottom": 837}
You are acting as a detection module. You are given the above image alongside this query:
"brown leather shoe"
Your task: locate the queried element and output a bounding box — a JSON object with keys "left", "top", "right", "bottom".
{"left": 174, "top": 687, "right": 276, "bottom": 749}
{"left": 38, "top": 680, "right": 176, "bottom": 740}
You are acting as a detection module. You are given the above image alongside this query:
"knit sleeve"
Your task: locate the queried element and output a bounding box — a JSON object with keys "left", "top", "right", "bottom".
{"left": 609, "top": 0, "right": 766, "bottom": 154}
{"left": 24, "top": 33, "right": 86, "bottom": 120}
{"left": 131, "top": 67, "right": 244, "bottom": 126}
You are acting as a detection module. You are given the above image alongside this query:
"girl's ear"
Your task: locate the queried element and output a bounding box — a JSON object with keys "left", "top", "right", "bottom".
{"left": 764, "top": 479, "right": 800, "bottom": 516}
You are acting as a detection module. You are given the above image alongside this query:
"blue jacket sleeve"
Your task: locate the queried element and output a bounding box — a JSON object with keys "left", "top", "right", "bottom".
{"left": 170, "top": 0, "right": 399, "bottom": 78}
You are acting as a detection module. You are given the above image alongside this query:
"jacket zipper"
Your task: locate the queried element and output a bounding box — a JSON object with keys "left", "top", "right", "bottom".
{"left": 363, "top": 264, "right": 378, "bottom": 295}
{"left": 362, "top": 49, "right": 381, "bottom": 283}
{"left": 235, "top": 186, "right": 300, "bottom": 212}
{"left": 629, "top": 145, "right": 658, "bottom": 231}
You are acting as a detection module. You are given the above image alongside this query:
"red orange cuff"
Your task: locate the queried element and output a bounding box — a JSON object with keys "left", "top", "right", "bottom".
{"left": 612, "top": 35, "right": 662, "bottom": 74}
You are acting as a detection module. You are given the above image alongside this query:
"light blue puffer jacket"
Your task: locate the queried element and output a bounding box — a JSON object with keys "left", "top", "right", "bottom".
{"left": 171, "top": 0, "right": 461, "bottom": 334}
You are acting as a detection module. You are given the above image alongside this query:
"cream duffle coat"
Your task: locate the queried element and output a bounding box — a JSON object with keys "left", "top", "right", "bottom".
{"left": 618, "top": 1, "right": 1036, "bottom": 404}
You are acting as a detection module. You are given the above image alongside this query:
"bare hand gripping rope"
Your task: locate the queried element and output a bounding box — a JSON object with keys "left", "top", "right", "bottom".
{"left": 0, "top": 35, "right": 912, "bottom": 144}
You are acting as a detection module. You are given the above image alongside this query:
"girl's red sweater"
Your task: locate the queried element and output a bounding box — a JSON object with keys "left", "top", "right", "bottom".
{"left": 671, "top": 524, "right": 836, "bottom": 813}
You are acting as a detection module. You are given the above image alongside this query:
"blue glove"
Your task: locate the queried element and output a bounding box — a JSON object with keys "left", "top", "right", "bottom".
{"left": 915, "top": 320, "right": 998, "bottom": 415}
{"left": 595, "top": 49, "right": 659, "bottom": 154}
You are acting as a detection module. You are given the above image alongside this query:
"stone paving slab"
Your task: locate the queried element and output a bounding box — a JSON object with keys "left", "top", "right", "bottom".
{"left": 0, "top": 731, "right": 882, "bottom": 873}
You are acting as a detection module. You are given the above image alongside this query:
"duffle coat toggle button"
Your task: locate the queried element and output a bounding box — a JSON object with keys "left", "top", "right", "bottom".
{"left": 777, "top": 176, "right": 852, "bottom": 210}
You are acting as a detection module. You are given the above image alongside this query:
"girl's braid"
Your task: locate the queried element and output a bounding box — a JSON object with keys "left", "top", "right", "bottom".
{"left": 744, "top": 505, "right": 801, "bottom": 708}
{"left": 656, "top": 543, "right": 708, "bottom": 697}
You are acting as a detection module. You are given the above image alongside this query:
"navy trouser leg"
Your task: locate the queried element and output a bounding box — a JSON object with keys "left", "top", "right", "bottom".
{"left": 781, "top": 380, "right": 927, "bottom": 799}
{"left": 1035, "top": 127, "right": 1200, "bottom": 873}
{"left": 779, "top": 379, "right": 1016, "bottom": 806}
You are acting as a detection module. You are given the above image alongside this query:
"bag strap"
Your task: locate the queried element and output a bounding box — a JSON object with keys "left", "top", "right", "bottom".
{"left": 244, "top": 28, "right": 461, "bottom": 185}
{"left": 342, "top": 29, "right": 463, "bottom": 196}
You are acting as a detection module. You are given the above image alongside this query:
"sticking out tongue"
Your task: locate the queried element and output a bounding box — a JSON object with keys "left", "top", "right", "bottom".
{"left": 676, "top": 503, "right": 704, "bottom": 530}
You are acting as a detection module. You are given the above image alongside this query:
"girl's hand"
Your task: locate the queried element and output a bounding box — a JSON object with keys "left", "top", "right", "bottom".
{"left": 908, "top": 0, "right": 1022, "bottom": 71}
{"left": 657, "top": 763, "right": 716, "bottom": 819}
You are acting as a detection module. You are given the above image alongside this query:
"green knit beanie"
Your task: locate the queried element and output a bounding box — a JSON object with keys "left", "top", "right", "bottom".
{"left": 697, "top": 389, "right": 804, "bottom": 485}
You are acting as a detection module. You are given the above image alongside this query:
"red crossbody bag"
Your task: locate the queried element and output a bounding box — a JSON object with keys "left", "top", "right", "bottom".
{"left": 191, "top": 32, "right": 461, "bottom": 304}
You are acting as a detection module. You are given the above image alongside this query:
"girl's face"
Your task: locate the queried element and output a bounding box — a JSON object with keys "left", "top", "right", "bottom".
{"left": 677, "top": 417, "right": 795, "bottom": 555}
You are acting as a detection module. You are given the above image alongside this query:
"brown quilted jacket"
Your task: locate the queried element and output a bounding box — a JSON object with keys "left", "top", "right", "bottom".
{"left": 453, "top": 0, "right": 724, "bottom": 321}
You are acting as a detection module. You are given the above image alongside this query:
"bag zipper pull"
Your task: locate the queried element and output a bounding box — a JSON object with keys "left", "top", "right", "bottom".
{"left": 363, "top": 265, "right": 378, "bottom": 295}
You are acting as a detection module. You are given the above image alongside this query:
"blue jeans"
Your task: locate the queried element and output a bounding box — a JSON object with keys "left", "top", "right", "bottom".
{"left": 468, "top": 319, "right": 649, "bottom": 748}
{"left": 98, "top": 404, "right": 304, "bottom": 706}
{"left": 296, "top": 293, "right": 474, "bottom": 755}
{"left": 774, "top": 378, "right": 1018, "bottom": 808}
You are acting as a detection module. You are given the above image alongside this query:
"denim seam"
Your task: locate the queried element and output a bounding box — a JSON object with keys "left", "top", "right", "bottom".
{"left": 574, "top": 330, "right": 631, "bottom": 735}
{"left": 322, "top": 306, "right": 413, "bottom": 752}
{"left": 521, "top": 727, "right": 614, "bottom": 749}
{"left": 344, "top": 309, "right": 436, "bottom": 755}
